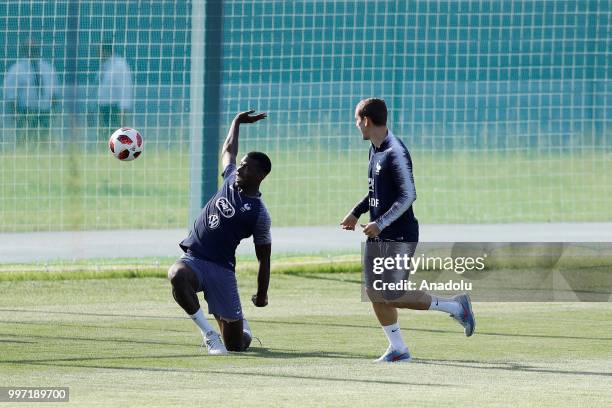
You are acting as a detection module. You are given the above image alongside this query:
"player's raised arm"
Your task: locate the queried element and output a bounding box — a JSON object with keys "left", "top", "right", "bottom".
{"left": 221, "top": 109, "right": 268, "bottom": 170}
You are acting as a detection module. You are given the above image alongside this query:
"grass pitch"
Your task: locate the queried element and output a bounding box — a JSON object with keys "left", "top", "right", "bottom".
{"left": 1, "top": 147, "right": 610, "bottom": 232}
{"left": 0, "top": 273, "right": 611, "bottom": 407}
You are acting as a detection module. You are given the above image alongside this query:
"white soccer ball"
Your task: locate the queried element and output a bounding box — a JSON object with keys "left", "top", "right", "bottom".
{"left": 108, "top": 127, "right": 143, "bottom": 161}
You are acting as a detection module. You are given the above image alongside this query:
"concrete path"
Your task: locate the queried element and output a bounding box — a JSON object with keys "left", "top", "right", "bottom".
{"left": 1, "top": 223, "right": 611, "bottom": 263}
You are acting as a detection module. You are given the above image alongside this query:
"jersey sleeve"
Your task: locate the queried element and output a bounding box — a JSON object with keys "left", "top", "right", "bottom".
{"left": 222, "top": 163, "right": 237, "bottom": 180}
{"left": 375, "top": 148, "right": 417, "bottom": 231}
{"left": 252, "top": 205, "right": 272, "bottom": 245}
{"left": 351, "top": 194, "right": 370, "bottom": 218}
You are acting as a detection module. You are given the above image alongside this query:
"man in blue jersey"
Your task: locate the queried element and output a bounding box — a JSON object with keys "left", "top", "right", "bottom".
{"left": 340, "top": 98, "right": 475, "bottom": 363}
{"left": 168, "top": 110, "right": 271, "bottom": 355}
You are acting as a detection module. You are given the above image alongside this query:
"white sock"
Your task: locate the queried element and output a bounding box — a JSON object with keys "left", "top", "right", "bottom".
{"left": 429, "top": 296, "right": 462, "bottom": 316}
{"left": 382, "top": 322, "right": 407, "bottom": 351}
{"left": 190, "top": 308, "right": 215, "bottom": 335}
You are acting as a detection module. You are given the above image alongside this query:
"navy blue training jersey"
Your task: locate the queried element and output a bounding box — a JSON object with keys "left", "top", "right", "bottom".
{"left": 352, "top": 131, "right": 419, "bottom": 241}
{"left": 179, "top": 163, "right": 271, "bottom": 270}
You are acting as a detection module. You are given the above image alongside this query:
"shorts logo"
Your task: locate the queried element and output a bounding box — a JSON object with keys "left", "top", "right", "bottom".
{"left": 216, "top": 197, "right": 235, "bottom": 218}
{"left": 208, "top": 214, "right": 220, "bottom": 229}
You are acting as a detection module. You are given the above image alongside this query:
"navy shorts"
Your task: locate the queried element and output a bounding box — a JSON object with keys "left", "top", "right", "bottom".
{"left": 180, "top": 253, "right": 243, "bottom": 321}
{"left": 363, "top": 240, "right": 418, "bottom": 301}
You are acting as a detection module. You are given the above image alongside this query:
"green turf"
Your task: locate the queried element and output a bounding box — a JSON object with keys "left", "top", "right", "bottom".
{"left": 1, "top": 147, "right": 610, "bottom": 232}
{"left": 0, "top": 254, "right": 361, "bottom": 281}
{"left": 0, "top": 275, "right": 610, "bottom": 407}
{"left": 0, "top": 146, "right": 189, "bottom": 232}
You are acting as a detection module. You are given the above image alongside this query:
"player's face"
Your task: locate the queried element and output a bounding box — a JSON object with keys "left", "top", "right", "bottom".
{"left": 355, "top": 107, "right": 369, "bottom": 140}
{"left": 235, "top": 156, "right": 258, "bottom": 188}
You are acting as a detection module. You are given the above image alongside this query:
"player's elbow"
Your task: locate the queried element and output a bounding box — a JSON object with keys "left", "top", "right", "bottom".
{"left": 398, "top": 190, "right": 416, "bottom": 207}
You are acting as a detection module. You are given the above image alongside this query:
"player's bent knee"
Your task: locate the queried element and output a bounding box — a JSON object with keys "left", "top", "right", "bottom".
{"left": 366, "top": 288, "right": 385, "bottom": 303}
{"left": 167, "top": 263, "right": 183, "bottom": 281}
{"left": 366, "top": 287, "right": 408, "bottom": 306}
{"left": 167, "top": 265, "right": 177, "bottom": 281}
{"left": 168, "top": 263, "right": 197, "bottom": 288}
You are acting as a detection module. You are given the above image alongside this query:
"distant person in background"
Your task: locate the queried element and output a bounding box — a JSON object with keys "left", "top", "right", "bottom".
{"left": 96, "top": 43, "right": 133, "bottom": 130}
{"left": 3, "top": 40, "right": 59, "bottom": 132}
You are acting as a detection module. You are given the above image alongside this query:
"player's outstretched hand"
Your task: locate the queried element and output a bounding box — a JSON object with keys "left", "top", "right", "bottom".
{"left": 361, "top": 222, "right": 381, "bottom": 238}
{"left": 234, "top": 109, "right": 267, "bottom": 124}
{"left": 252, "top": 293, "right": 268, "bottom": 307}
{"left": 340, "top": 212, "right": 358, "bottom": 230}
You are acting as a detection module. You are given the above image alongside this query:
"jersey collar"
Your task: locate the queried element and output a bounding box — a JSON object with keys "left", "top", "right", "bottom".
{"left": 373, "top": 130, "right": 393, "bottom": 152}
{"left": 232, "top": 182, "right": 262, "bottom": 198}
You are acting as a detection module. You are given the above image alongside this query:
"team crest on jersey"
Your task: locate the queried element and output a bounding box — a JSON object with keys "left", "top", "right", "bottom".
{"left": 375, "top": 161, "right": 382, "bottom": 175}
{"left": 208, "top": 214, "right": 220, "bottom": 229}
{"left": 216, "top": 197, "right": 235, "bottom": 218}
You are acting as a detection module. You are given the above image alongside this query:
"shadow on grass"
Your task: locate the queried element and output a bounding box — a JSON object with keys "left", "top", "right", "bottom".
{"left": 7, "top": 352, "right": 609, "bottom": 384}
{"left": 4, "top": 356, "right": 454, "bottom": 387}
{"left": 0, "top": 319, "right": 191, "bottom": 333}
{"left": 3, "top": 347, "right": 372, "bottom": 364}
{"left": 249, "top": 319, "right": 612, "bottom": 341}
{"left": 0, "top": 331, "right": 376, "bottom": 362}
{"left": 0, "top": 308, "right": 181, "bottom": 320}
{"left": 242, "top": 346, "right": 370, "bottom": 360}
{"left": 0, "top": 338, "right": 37, "bottom": 344}
{"left": 2, "top": 309, "right": 611, "bottom": 342}
{"left": 0, "top": 333, "right": 372, "bottom": 363}
{"left": 0, "top": 332, "right": 196, "bottom": 349}
{"left": 412, "top": 358, "right": 612, "bottom": 377}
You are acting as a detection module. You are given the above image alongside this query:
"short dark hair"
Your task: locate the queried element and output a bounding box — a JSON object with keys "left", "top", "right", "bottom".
{"left": 247, "top": 151, "right": 272, "bottom": 176}
{"left": 357, "top": 98, "right": 387, "bottom": 126}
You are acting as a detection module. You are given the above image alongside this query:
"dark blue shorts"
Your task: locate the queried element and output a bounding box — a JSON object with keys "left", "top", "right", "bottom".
{"left": 180, "top": 253, "right": 243, "bottom": 321}
{"left": 363, "top": 240, "right": 418, "bottom": 301}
